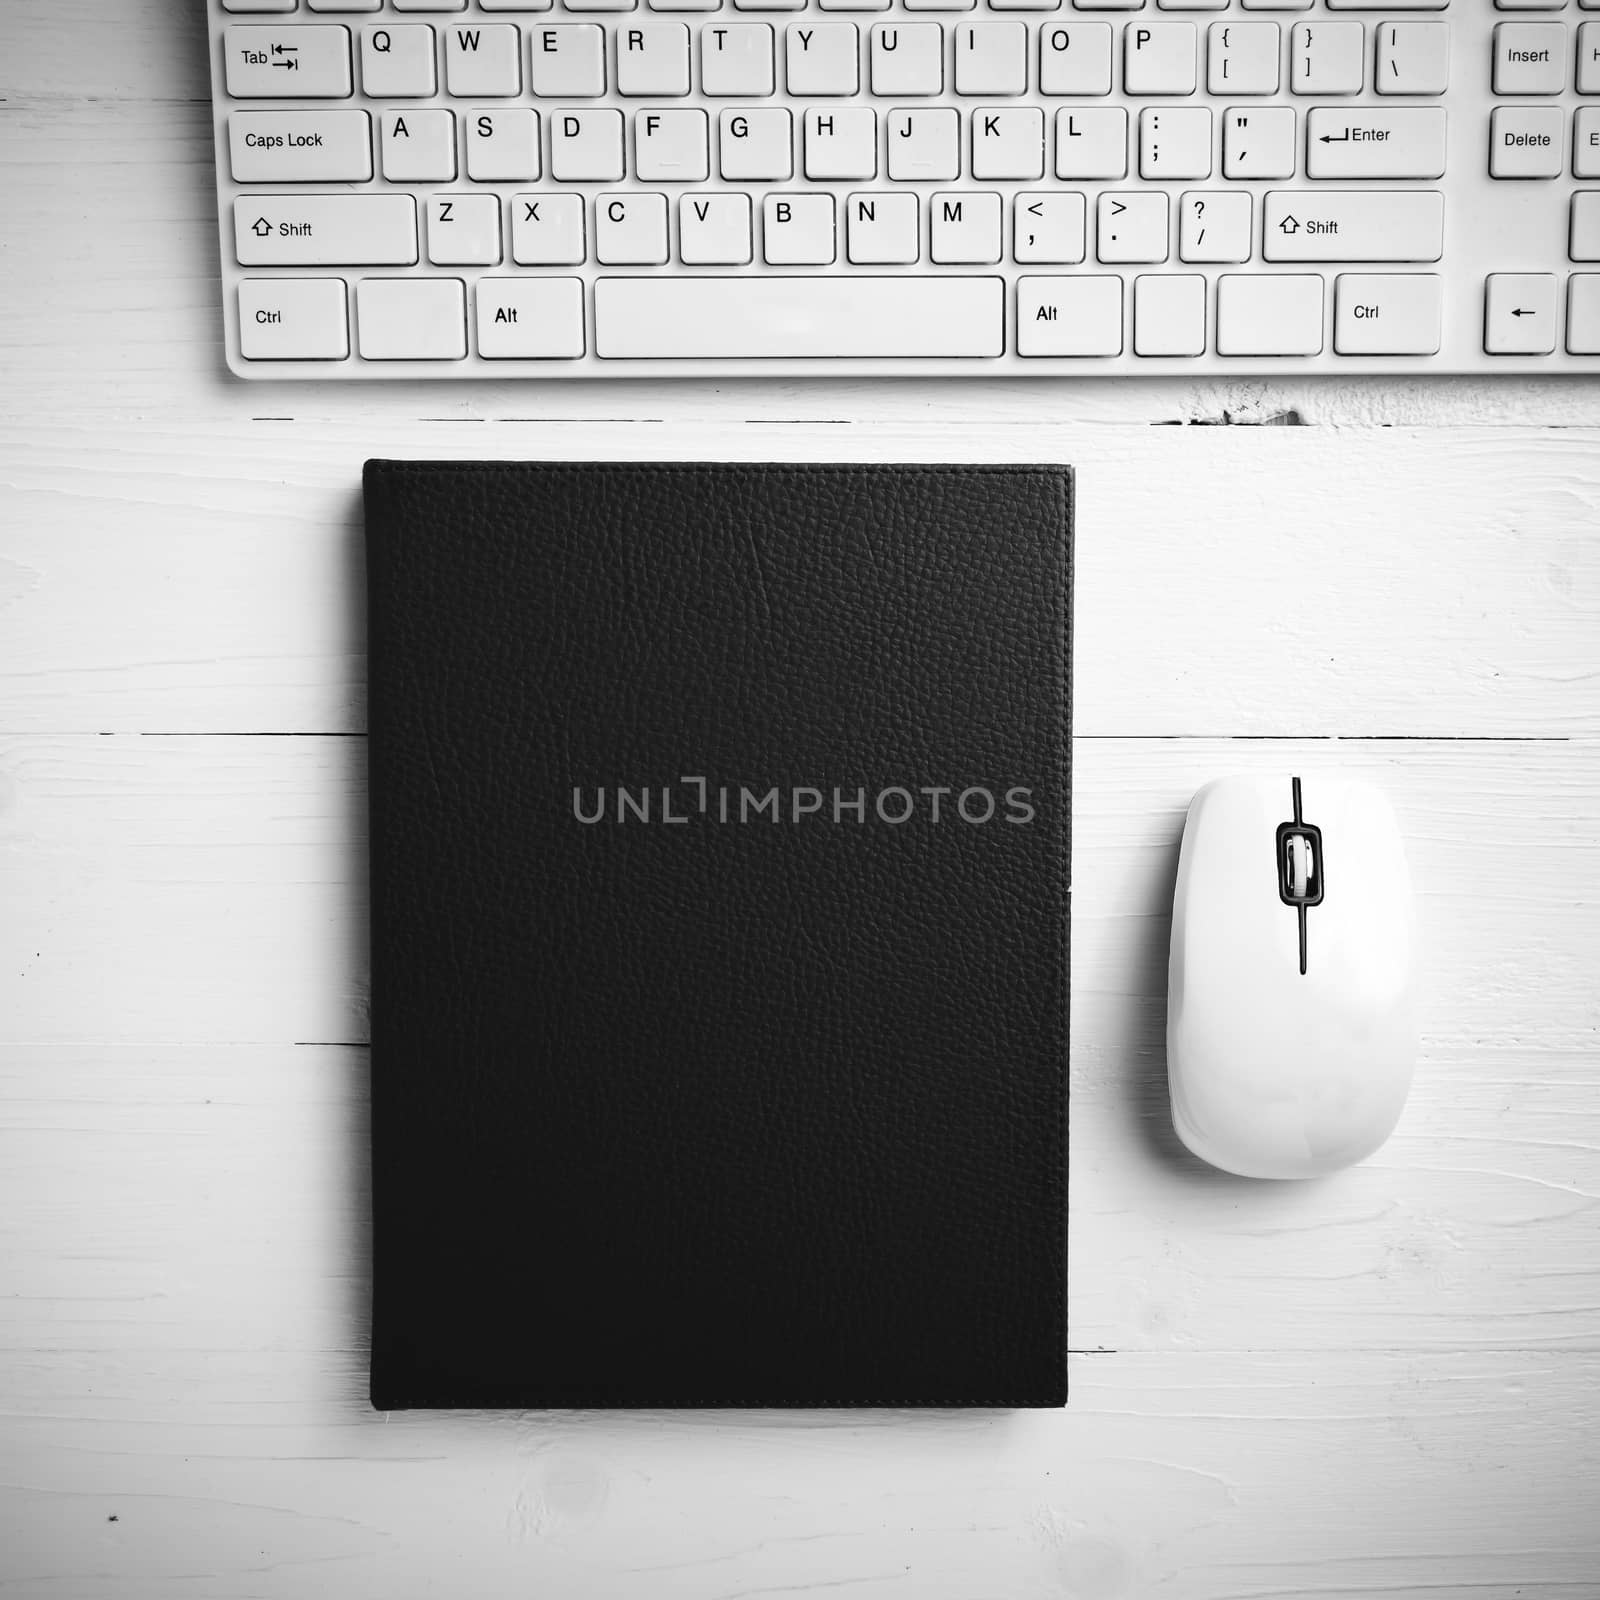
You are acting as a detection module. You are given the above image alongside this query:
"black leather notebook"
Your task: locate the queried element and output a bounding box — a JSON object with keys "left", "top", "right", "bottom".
{"left": 364, "top": 462, "right": 1071, "bottom": 1409}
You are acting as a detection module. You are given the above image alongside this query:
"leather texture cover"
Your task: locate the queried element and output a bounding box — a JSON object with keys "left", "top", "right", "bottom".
{"left": 364, "top": 462, "right": 1072, "bottom": 1409}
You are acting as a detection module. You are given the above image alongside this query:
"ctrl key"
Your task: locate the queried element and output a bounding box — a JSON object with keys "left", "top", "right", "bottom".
{"left": 238, "top": 278, "right": 348, "bottom": 360}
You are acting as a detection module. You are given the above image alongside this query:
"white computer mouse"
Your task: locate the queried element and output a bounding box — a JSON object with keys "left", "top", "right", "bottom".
{"left": 1167, "top": 774, "right": 1418, "bottom": 1180}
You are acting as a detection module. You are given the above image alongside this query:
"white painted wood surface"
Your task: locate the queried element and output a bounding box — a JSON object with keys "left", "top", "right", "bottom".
{"left": 3, "top": 5, "right": 1599, "bottom": 1596}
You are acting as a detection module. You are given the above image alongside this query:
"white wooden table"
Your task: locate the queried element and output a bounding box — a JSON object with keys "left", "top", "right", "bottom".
{"left": 4, "top": 5, "right": 1599, "bottom": 1596}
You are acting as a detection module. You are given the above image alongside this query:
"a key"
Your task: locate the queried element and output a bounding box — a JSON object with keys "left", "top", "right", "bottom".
{"left": 1207, "top": 21, "right": 1280, "bottom": 93}
{"left": 786, "top": 24, "right": 862, "bottom": 93}
{"left": 1124, "top": 22, "right": 1197, "bottom": 93}
{"left": 238, "top": 278, "right": 349, "bottom": 360}
{"left": 720, "top": 108, "right": 794, "bottom": 177}
{"left": 887, "top": 107, "right": 961, "bottom": 178}
{"left": 235, "top": 194, "right": 417, "bottom": 264}
{"left": 1097, "top": 191, "right": 1168, "bottom": 261}
{"left": 530, "top": 25, "right": 607, "bottom": 96}
{"left": 1375, "top": 22, "right": 1449, "bottom": 94}
{"left": 1579, "top": 22, "right": 1600, "bottom": 92}
{"left": 1333, "top": 273, "right": 1441, "bottom": 354}
{"left": 550, "top": 108, "right": 625, "bottom": 179}
{"left": 511, "top": 192, "right": 587, "bottom": 262}
{"left": 805, "top": 106, "right": 877, "bottom": 177}
{"left": 904, "top": 0, "right": 977, "bottom": 12}
{"left": 1016, "top": 276, "right": 1123, "bottom": 357}
{"left": 1291, "top": 21, "right": 1364, "bottom": 93}
{"left": 1305, "top": 107, "right": 1446, "bottom": 178}
{"left": 1573, "top": 191, "right": 1600, "bottom": 258}
{"left": 680, "top": 192, "right": 755, "bottom": 262}
{"left": 703, "top": 23, "right": 777, "bottom": 92}
{"left": 617, "top": 23, "right": 693, "bottom": 93}
{"left": 1484, "top": 272, "right": 1557, "bottom": 352}
{"left": 1493, "top": 22, "right": 1567, "bottom": 93}
{"left": 595, "top": 192, "right": 670, "bottom": 263}
{"left": 1040, "top": 22, "right": 1114, "bottom": 93}
{"left": 592, "top": 277, "right": 1004, "bottom": 357}
{"left": 846, "top": 192, "right": 921, "bottom": 261}
{"left": 930, "top": 191, "right": 1004, "bottom": 261}
{"left": 426, "top": 193, "right": 501, "bottom": 264}
{"left": 956, "top": 23, "right": 1030, "bottom": 93}
{"left": 1575, "top": 107, "right": 1600, "bottom": 177}
{"left": 972, "top": 107, "right": 1046, "bottom": 178}
{"left": 1133, "top": 274, "right": 1206, "bottom": 355}
{"left": 1216, "top": 273, "right": 1323, "bottom": 354}
{"left": 1241, "top": 0, "right": 1307, "bottom": 11}
{"left": 1014, "top": 192, "right": 1087, "bottom": 262}
{"left": 1263, "top": 189, "right": 1444, "bottom": 261}
{"left": 1055, "top": 106, "right": 1128, "bottom": 177}
{"left": 465, "top": 109, "right": 542, "bottom": 180}
{"left": 380, "top": 108, "right": 456, "bottom": 180}
{"left": 762, "top": 194, "right": 835, "bottom": 262}
{"left": 1140, "top": 106, "right": 1212, "bottom": 176}
{"left": 444, "top": 23, "right": 521, "bottom": 94}
{"left": 229, "top": 110, "right": 373, "bottom": 182}
{"left": 355, "top": 278, "right": 467, "bottom": 360}
{"left": 1568, "top": 274, "right": 1600, "bottom": 353}
{"left": 361, "top": 25, "right": 437, "bottom": 96}
{"left": 1178, "top": 188, "right": 1251, "bottom": 260}
{"left": 476, "top": 279, "right": 586, "bottom": 360}
{"left": 224, "top": 25, "right": 353, "bottom": 97}
{"left": 1490, "top": 105, "right": 1565, "bottom": 177}
{"left": 1222, "top": 105, "right": 1296, "bottom": 177}
{"left": 871, "top": 24, "right": 945, "bottom": 93}
{"left": 1325, "top": 0, "right": 1444, "bottom": 9}
{"left": 635, "top": 108, "right": 710, "bottom": 179}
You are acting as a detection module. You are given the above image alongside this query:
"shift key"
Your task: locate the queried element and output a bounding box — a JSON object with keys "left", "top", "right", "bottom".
{"left": 234, "top": 194, "right": 417, "bottom": 265}
{"left": 1264, "top": 190, "right": 1443, "bottom": 262}
{"left": 1306, "top": 108, "right": 1446, "bottom": 179}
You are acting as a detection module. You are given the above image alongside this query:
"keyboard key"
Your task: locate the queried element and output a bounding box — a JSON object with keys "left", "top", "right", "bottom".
{"left": 238, "top": 278, "right": 349, "bottom": 359}
{"left": 1178, "top": 187, "right": 1251, "bottom": 260}
{"left": 846, "top": 191, "right": 920, "bottom": 260}
{"left": 1222, "top": 104, "right": 1296, "bottom": 177}
{"left": 955, "top": 22, "right": 1029, "bottom": 93}
{"left": 1039, "top": 22, "right": 1113, "bottom": 93}
{"left": 680, "top": 192, "right": 755, "bottom": 261}
{"left": 635, "top": 108, "right": 710, "bottom": 179}
{"left": 592, "top": 276, "right": 1005, "bottom": 356}
{"left": 972, "top": 107, "right": 1046, "bottom": 178}
{"left": 465, "top": 109, "right": 542, "bottom": 180}
{"left": 1375, "top": 21, "right": 1449, "bottom": 93}
{"left": 1263, "top": 189, "right": 1444, "bottom": 261}
{"left": 1055, "top": 107, "right": 1128, "bottom": 177}
{"left": 530, "top": 25, "right": 607, "bottom": 95}
{"left": 1305, "top": 107, "right": 1446, "bottom": 178}
{"left": 426, "top": 193, "right": 501, "bottom": 263}
{"left": 617, "top": 22, "right": 693, "bottom": 93}
{"left": 1333, "top": 272, "right": 1442, "bottom": 352}
{"left": 444, "top": 23, "right": 521, "bottom": 95}
{"left": 1325, "top": 0, "right": 1444, "bottom": 9}
{"left": 596, "top": 191, "right": 670, "bottom": 262}
{"left": 361, "top": 25, "right": 437, "bottom": 96}
{"left": 1484, "top": 271, "right": 1557, "bottom": 351}
{"left": 1014, "top": 191, "right": 1087, "bottom": 261}
{"left": 720, "top": 108, "right": 794, "bottom": 177}
{"left": 1124, "top": 22, "right": 1197, "bottom": 94}
{"left": 1490, "top": 106, "right": 1565, "bottom": 177}
{"left": 551, "top": 109, "right": 626, "bottom": 179}
{"left": 511, "top": 192, "right": 586, "bottom": 262}
{"left": 229, "top": 109, "right": 373, "bottom": 182}
{"left": 224, "top": 25, "right": 353, "bottom": 97}
{"left": 871, "top": 24, "right": 945, "bottom": 92}
{"left": 1096, "top": 191, "right": 1167, "bottom": 261}
{"left": 887, "top": 107, "right": 961, "bottom": 178}
{"left": 1291, "top": 20, "right": 1364, "bottom": 93}
{"left": 355, "top": 277, "right": 468, "bottom": 359}
{"left": 1579, "top": 22, "right": 1600, "bottom": 92}
{"left": 1576, "top": 107, "right": 1600, "bottom": 177}
{"left": 1492, "top": 22, "right": 1567, "bottom": 93}
{"left": 235, "top": 194, "right": 417, "bottom": 264}
{"left": 381, "top": 108, "right": 456, "bottom": 180}
{"left": 225, "top": 0, "right": 299, "bottom": 11}
{"left": 763, "top": 192, "right": 836, "bottom": 261}
{"left": 805, "top": 106, "right": 878, "bottom": 176}
{"left": 786, "top": 23, "right": 862, "bottom": 93}
{"left": 1216, "top": 273, "right": 1323, "bottom": 354}
{"left": 1016, "top": 275, "right": 1123, "bottom": 356}
{"left": 1572, "top": 191, "right": 1600, "bottom": 258}
{"left": 1133, "top": 273, "right": 1205, "bottom": 354}
{"left": 476, "top": 278, "right": 586, "bottom": 359}
{"left": 1139, "top": 106, "right": 1212, "bottom": 177}
{"left": 1568, "top": 274, "right": 1600, "bottom": 352}
{"left": 931, "top": 190, "right": 1004, "bottom": 260}
{"left": 703, "top": 23, "right": 777, "bottom": 92}
{"left": 1207, "top": 21, "right": 1280, "bottom": 95}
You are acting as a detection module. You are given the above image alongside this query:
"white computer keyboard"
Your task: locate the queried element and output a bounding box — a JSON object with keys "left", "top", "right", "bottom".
{"left": 208, "top": 0, "right": 1600, "bottom": 377}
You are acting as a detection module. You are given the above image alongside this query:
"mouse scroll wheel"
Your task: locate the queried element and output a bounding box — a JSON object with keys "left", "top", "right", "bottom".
{"left": 1284, "top": 833, "right": 1317, "bottom": 902}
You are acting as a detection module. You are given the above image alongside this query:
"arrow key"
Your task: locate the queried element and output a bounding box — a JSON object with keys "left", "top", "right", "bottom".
{"left": 1484, "top": 272, "right": 1557, "bottom": 355}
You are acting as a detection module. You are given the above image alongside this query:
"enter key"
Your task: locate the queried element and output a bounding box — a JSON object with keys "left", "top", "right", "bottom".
{"left": 1306, "top": 108, "right": 1446, "bottom": 179}
{"left": 1264, "top": 190, "right": 1443, "bottom": 262}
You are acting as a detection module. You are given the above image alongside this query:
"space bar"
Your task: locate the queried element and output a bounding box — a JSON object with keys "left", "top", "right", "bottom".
{"left": 594, "top": 277, "right": 1005, "bottom": 359}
